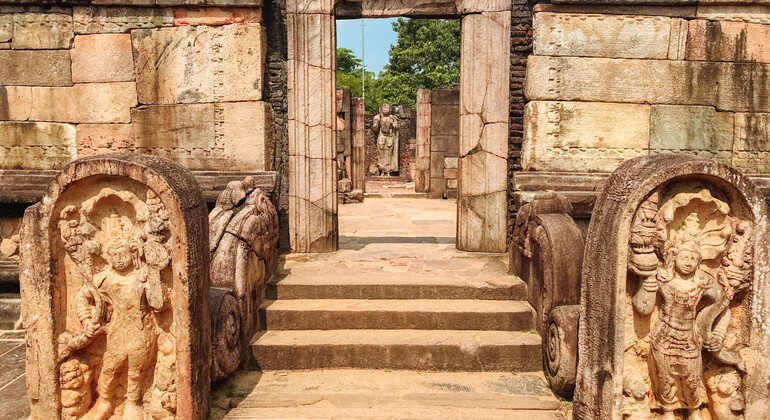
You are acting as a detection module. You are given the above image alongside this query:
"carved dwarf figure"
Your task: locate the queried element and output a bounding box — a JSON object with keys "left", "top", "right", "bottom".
{"left": 705, "top": 366, "right": 744, "bottom": 420}
{"left": 622, "top": 369, "right": 653, "bottom": 419}
{"left": 372, "top": 103, "right": 399, "bottom": 176}
{"left": 59, "top": 359, "right": 94, "bottom": 420}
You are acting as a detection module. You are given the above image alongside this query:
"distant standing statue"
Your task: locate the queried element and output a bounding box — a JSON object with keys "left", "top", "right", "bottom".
{"left": 372, "top": 103, "right": 399, "bottom": 176}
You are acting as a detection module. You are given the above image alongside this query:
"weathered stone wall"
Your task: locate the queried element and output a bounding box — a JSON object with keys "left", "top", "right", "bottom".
{"left": 523, "top": 4, "right": 770, "bottom": 175}
{"left": 429, "top": 87, "right": 459, "bottom": 199}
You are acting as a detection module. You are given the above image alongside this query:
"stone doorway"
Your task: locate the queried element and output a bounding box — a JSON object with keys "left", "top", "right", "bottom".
{"left": 286, "top": 0, "right": 511, "bottom": 254}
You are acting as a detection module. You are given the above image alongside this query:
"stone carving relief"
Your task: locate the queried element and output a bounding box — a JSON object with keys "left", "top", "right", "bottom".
{"left": 54, "top": 187, "right": 175, "bottom": 420}
{"left": 19, "top": 153, "right": 210, "bottom": 420}
{"left": 209, "top": 177, "right": 279, "bottom": 381}
{"left": 372, "top": 103, "right": 399, "bottom": 176}
{"left": 625, "top": 187, "right": 753, "bottom": 420}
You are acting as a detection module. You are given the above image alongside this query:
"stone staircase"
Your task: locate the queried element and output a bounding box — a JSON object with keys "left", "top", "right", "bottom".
{"left": 252, "top": 257, "right": 541, "bottom": 372}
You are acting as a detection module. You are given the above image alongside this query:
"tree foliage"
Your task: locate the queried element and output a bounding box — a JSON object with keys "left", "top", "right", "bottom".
{"left": 335, "top": 18, "right": 460, "bottom": 111}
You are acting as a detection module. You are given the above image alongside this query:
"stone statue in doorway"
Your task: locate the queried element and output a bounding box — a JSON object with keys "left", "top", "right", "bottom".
{"left": 372, "top": 103, "right": 399, "bottom": 176}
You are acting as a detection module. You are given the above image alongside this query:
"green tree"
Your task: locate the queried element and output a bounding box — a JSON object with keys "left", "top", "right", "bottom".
{"left": 336, "top": 47, "right": 362, "bottom": 73}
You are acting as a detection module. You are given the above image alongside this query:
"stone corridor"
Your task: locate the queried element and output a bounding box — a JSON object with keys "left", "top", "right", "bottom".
{"left": 214, "top": 198, "right": 567, "bottom": 419}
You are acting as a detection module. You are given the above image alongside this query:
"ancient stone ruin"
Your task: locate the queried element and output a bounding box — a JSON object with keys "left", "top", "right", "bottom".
{"left": 372, "top": 103, "right": 400, "bottom": 177}
{"left": 208, "top": 177, "right": 279, "bottom": 382}
{"left": 19, "top": 153, "right": 210, "bottom": 419}
{"left": 574, "top": 154, "right": 770, "bottom": 419}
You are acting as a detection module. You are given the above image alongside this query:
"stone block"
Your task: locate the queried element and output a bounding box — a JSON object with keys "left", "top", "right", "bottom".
{"left": 525, "top": 55, "right": 770, "bottom": 112}
{"left": 431, "top": 88, "right": 459, "bottom": 105}
{"left": 733, "top": 113, "right": 770, "bottom": 173}
{"left": 173, "top": 7, "right": 262, "bottom": 25}
{"left": 687, "top": 19, "right": 770, "bottom": 63}
{"left": 0, "top": 42, "right": 8, "bottom": 49}
{"left": 649, "top": 105, "right": 733, "bottom": 163}
{"left": 431, "top": 135, "right": 459, "bottom": 156}
{"left": 25, "top": 83, "right": 137, "bottom": 123}
{"left": 696, "top": 6, "right": 770, "bottom": 25}
{"left": 133, "top": 23, "right": 265, "bottom": 104}
{"left": 0, "top": 122, "right": 76, "bottom": 170}
{"left": 0, "top": 14, "right": 11, "bottom": 42}
{"left": 0, "top": 86, "right": 32, "bottom": 120}
{"left": 522, "top": 101, "right": 650, "bottom": 173}
{"left": 444, "top": 157, "right": 458, "bottom": 169}
{"left": 20, "top": 153, "right": 210, "bottom": 420}
{"left": 431, "top": 104, "right": 460, "bottom": 136}
{"left": 447, "top": 178, "right": 458, "bottom": 189}
{"left": 74, "top": 6, "right": 174, "bottom": 34}
{"left": 429, "top": 178, "right": 447, "bottom": 199}
{"left": 456, "top": 0, "right": 511, "bottom": 13}
{"left": 71, "top": 34, "right": 135, "bottom": 83}
{"left": 0, "top": 50, "right": 71, "bottom": 86}
{"left": 12, "top": 13, "right": 73, "bottom": 49}
{"left": 77, "top": 101, "right": 274, "bottom": 171}
{"left": 533, "top": 12, "right": 687, "bottom": 60}
{"left": 444, "top": 168, "right": 458, "bottom": 179}
{"left": 430, "top": 152, "right": 445, "bottom": 178}
{"left": 532, "top": 4, "right": 697, "bottom": 18}
{"left": 360, "top": 0, "right": 457, "bottom": 17}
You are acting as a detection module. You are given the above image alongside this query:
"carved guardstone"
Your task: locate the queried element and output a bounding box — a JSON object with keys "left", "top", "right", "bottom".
{"left": 208, "top": 177, "right": 279, "bottom": 382}
{"left": 20, "top": 153, "right": 210, "bottom": 420}
{"left": 574, "top": 154, "right": 770, "bottom": 420}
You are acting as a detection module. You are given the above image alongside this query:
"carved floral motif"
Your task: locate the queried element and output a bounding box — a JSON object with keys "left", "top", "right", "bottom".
{"left": 626, "top": 188, "right": 753, "bottom": 420}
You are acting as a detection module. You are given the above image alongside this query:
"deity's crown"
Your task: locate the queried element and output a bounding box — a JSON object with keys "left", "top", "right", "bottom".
{"left": 102, "top": 213, "right": 133, "bottom": 251}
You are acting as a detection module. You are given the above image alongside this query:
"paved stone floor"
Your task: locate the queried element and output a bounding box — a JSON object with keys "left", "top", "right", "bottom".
{"left": 0, "top": 330, "right": 27, "bottom": 420}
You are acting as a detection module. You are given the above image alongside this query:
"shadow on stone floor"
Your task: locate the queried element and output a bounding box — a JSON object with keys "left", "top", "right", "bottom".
{"left": 339, "top": 236, "right": 455, "bottom": 250}
{"left": 210, "top": 369, "right": 263, "bottom": 420}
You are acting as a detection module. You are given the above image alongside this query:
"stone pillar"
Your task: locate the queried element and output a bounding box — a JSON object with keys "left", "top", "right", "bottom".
{"left": 287, "top": 11, "right": 337, "bottom": 253}
{"left": 458, "top": 11, "right": 511, "bottom": 252}
{"left": 415, "top": 89, "right": 431, "bottom": 193}
{"left": 19, "top": 153, "right": 210, "bottom": 420}
{"left": 351, "top": 97, "right": 366, "bottom": 192}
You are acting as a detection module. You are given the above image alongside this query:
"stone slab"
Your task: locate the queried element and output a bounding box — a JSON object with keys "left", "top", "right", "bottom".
{"left": 687, "top": 19, "right": 770, "bottom": 63}
{"left": 0, "top": 50, "right": 72, "bottom": 86}
{"left": 133, "top": 23, "right": 265, "bottom": 104}
{"left": 533, "top": 12, "right": 686, "bottom": 60}
{"left": 532, "top": 4, "right": 697, "bottom": 17}
{"left": 0, "top": 122, "right": 76, "bottom": 170}
{"left": 696, "top": 5, "right": 770, "bottom": 25}
{"left": 11, "top": 12, "right": 73, "bottom": 49}
{"left": 0, "top": 86, "right": 32, "bottom": 120}
{"left": 25, "top": 82, "right": 136, "bottom": 123}
{"left": 0, "top": 14, "right": 11, "bottom": 42}
{"left": 733, "top": 112, "right": 770, "bottom": 173}
{"left": 522, "top": 100, "right": 649, "bottom": 173}
{"left": 71, "top": 34, "right": 135, "bottom": 83}
{"left": 649, "top": 105, "right": 733, "bottom": 163}
{"left": 456, "top": 0, "right": 511, "bottom": 13}
{"left": 76, "top": 101, "right": 274, "bottom": 171}
{"left": 74, "top": 6, "right": 174, "bottom": 34}
{"left": 173, "top": 7, "right": 262, "bottom": 25}
{"left": 525, "top": 55, "right": 770, "bottom": 112}
{"left": 359, "top": 0, "right": 457, "bottom": 17}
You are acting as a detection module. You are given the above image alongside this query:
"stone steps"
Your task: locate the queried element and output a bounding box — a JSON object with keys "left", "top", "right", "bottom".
{"left": 0, "top": 294, "right": 21, "bottom": 330}
{"left": 260, "top": 299, "right": 535, "bottom": 331}
{"left": 251, "top": 329, "right": 542, "bottom": 371}
{"left": 267, "top": 275, "right": 526, "bottom": 301}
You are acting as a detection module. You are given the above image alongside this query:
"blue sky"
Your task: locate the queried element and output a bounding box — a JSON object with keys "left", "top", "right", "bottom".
{"left": 337, "top": 18, "right": 398, "bottom": 74}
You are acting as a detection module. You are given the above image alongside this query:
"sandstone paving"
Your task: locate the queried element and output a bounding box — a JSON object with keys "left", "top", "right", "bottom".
{"left": 216, "top": 370, "right": 566, "bottom": 419}
{"left": 0, "top": 335, "right": 27, "bottom": 420}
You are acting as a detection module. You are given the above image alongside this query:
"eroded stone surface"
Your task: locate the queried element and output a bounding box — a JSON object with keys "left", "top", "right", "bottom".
{"left": 26, "top": 82, "right": 136, "bottom": 123}
{"left": 687, "top": 19, "right": 770, "bottom": 63}
{"left": 0, "top": 50, "right": 72, "bottom": 86}
{"left": 74, "top": 6, "right": 174, "bottom": 34}
{"left": 209, "top": 177, "right": 278, "bottom": 381}
{"left": 522, "top": 101, "right": 650, "bottom": 173}
{"left": 533, "top": 12, "right": 687, "bottom": 59}
{"left": 173, "top": 7, "right": 262, "bottom": 26}
{"left": 649, "top": 105, "right": 734, "bottom": 163}
{"left": 71, "top": 34, "right": 135, "bottom": 83}
{"left": 360, "top": 0, "right": 457, "bottom": 17}
{"left": 733, "top": 113, "right": 770, "bottom": 173}
{"left": 0, "top": 122, "right": 76, "bottom": 170}
{"left": 574, "top": 154, "right": 770, "bottom": 419}
{"left": 11, "top": 12, "right": 73, "bottom": 49}
{"left": 19, "top": 153, "right": 210, "bottom": 420}
{"left": 76, "top": 101, "right": 275, "bottom": 171}
{"left": 132, "top": 23, "right": 265, "bottom": 104}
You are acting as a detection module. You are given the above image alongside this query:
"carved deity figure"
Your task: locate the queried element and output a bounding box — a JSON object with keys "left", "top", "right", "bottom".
{"left": 628, "top": 188, "right": 751, "bottom": 420}
{"left": 55, "top": 188, "right": 173, "bottom": 420}
{"left": 372, "top": 103, "right": 399, "bottom": 176}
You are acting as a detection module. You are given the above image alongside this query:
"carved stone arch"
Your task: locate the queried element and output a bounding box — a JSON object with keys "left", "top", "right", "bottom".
{"left": 20, "top": 153, "right": 210, "bottom": 420}
{"left": 574, "top": 154, "right": 770, "bottom": 420}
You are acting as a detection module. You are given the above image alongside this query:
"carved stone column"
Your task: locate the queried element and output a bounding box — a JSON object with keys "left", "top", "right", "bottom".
{"left": 351, "top": 97, "right": 366, "bottom": 192}
{"left": 287, "top": 10, "right": 338, "bottom": 252}
{"left": 458, "top": 11, "right": 511, "bottom": 252}
{"left": 415, "top": 89, "right": 431, "bottom": 193}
